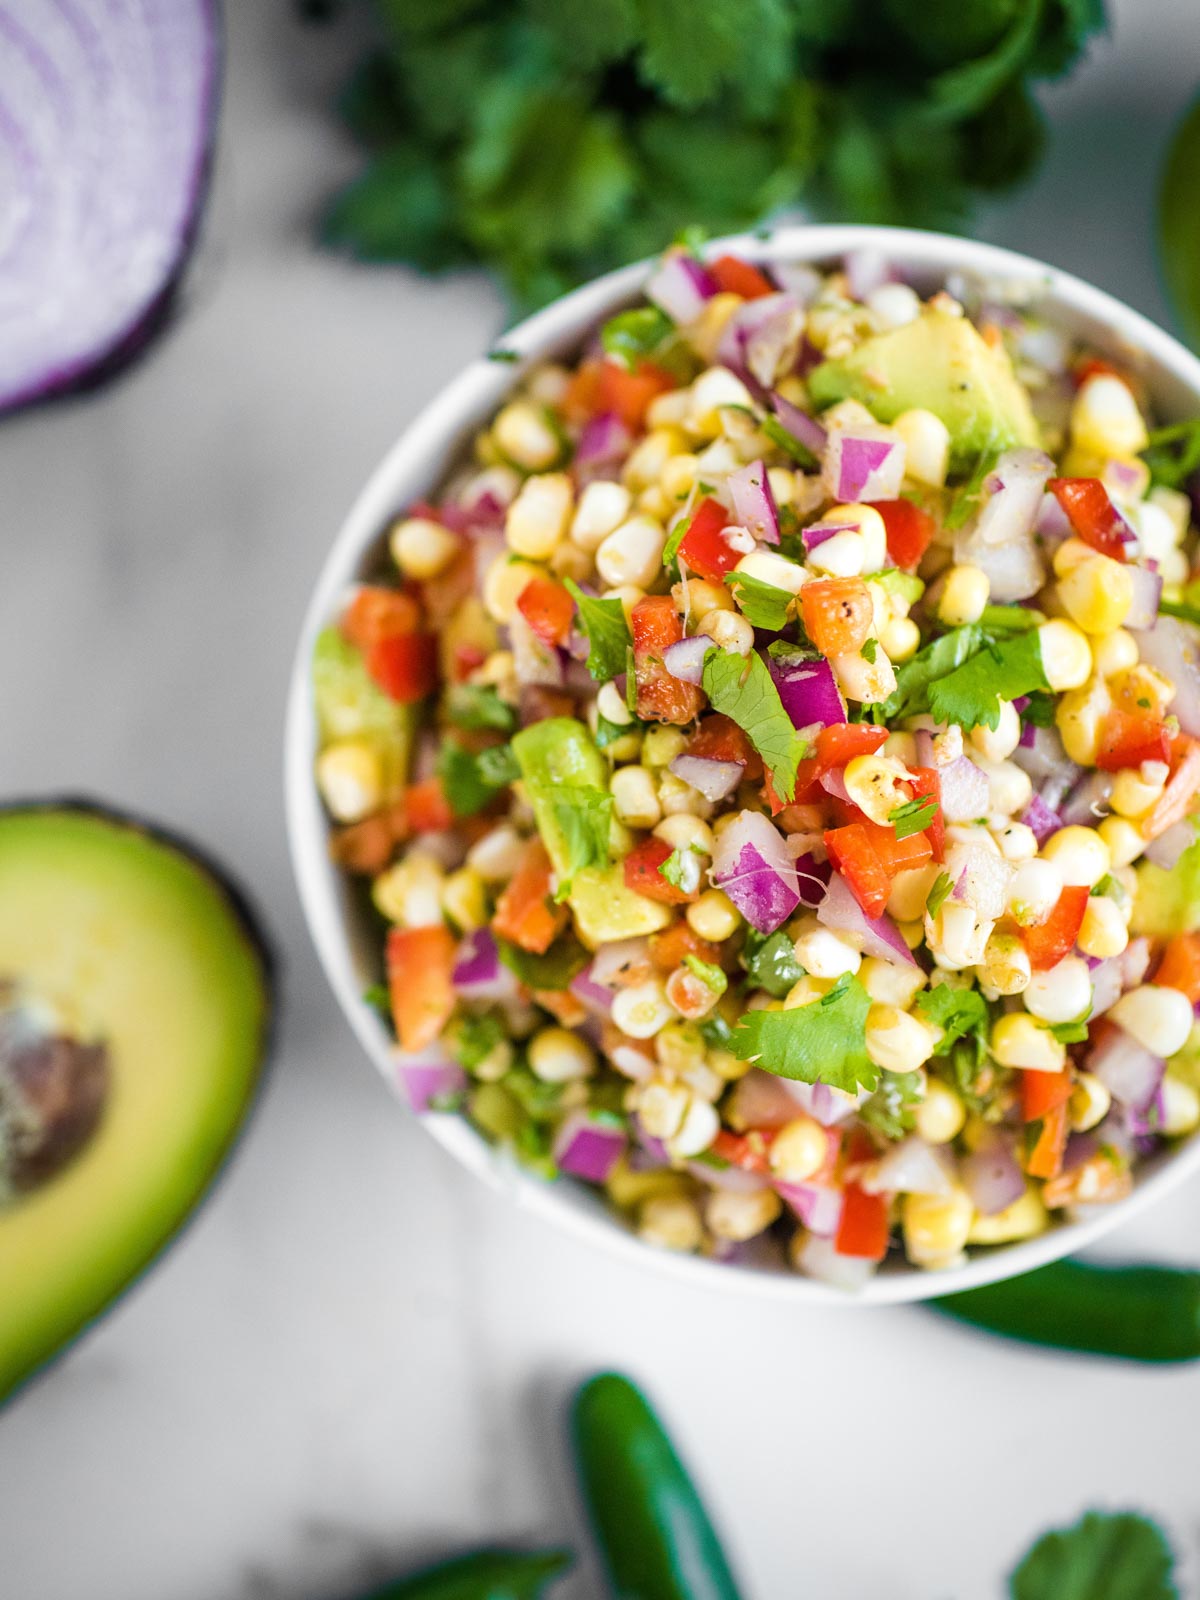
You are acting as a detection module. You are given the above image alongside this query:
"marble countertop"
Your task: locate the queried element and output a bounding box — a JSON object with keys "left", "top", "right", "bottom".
{"left": 4, "top": 4, "right": 1200, "bottom": 1596}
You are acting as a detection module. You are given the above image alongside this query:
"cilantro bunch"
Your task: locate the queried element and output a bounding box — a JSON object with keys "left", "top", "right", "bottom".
{"left": 314, "top": 0, "right": 1106, "bottom": 307}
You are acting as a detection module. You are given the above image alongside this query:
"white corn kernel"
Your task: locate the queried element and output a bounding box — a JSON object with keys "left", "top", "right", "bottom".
{"left": 635, "top": 1079, "right": 691, "bottom": 1139}
{"left": 865, "top": 1004, "right": 937, "bottom": 1073}
{"left": 939, "top": 565, "right": 990, "bottom": 626}
{"left": 596, "top": 515, "right": 666, "bottom": 589}
{"left": 707, "top": 609, "right": 755, "bottom": 656}
{"left": 611, "top": 979, "right": 676, "bottom": 1039}
{"left": 1041, "top": 825, "right": 1111, "bottom": 888}
{"left": 1077, "top": 894, "right": 1128, "bottom": 959}
{"left": 705, "top": 1186, "right": 783, "bottom": 1243}
{"left": 969, "top": 700, "right": 1022, "bottom": 763}
{"left": 1110, "top": 985, "right": 1194, "bottom": 1059}
{"left": 903, "top": 1187, "right": 974, "bottom": 1269}
{"left": 994, "top": 821, "right": 1038, "bottom": 862}
{"left": 1161, "top": 1076, "right": 1200, "bottom": 1136}
{"left": 667, "top": 1097, "right": 721, "bottom": 1159}
{"left": 866, "top": 281, "right": 921, "bottom": 328}
{"left": 1056, "top": 675, "right": 1111, "bottom": 766}
{"left": 915, "top": 1080, "right": 966, "bottom": 1145}
{"left": 1098, "top": 815, "right": 1145, "bottom": 868}
{"left": 1038, "top": 620, "right": 1093, "bottom": 691}
{"left": 597, "top": 680, "right": 634, "bottom": 727}
{"left": 494, "top": 401, "right": 563, "bottom": 470}
{"left": 389, "top": 516, "right": 460, "bottom": 580}
{"left": 316, "top": 741, "right": 383, "bottom": 823}
{"left": 1092, "top": 628, "right": 1139, "bottom": 678}
{"left": 1023, "top": 955, "right": 1093, "bottom": 1024}
{"left": 978, "top": 929, "right": 1031, "bottom": 996}
{"left": 611, "top": 765, "right": 662, "bottom": 829}
{"left": 372, "top": 851, "right": 445, "bottom": 927}
{"left": 990, "top": 1013, "right": 1066, "bottom": 1073}
{"left": 1070, "top": 1072, "right": 1111, "bottom": 1132}
{"left": 655, "top": 814, "right": 715, "bottom": 854}
{"left": 1006, "top": 857, "right": 1064, "bottom": 925}
{"left": 734, "top": 549, "right": 807, "bottom": 593}
{"left": 528, "top": 1026, "right": 596, "bottom": 1083}
{"left": 792, "top": 920, "right": 862, "bottom": 979}
{"left": 638, "top": 1193, "right": 704, "bottom": 1252}
{"left": 686, "top": 889, "right": 740, "bottom": 942}
{"left": 975, "top": 757, "right": 1032, "bottom": 817}
{"left": 831, "top": 647, "right": 896, "bottom": 705}
{"left": 769, "top": 1116, "right": 829, "bottom": 1183}
{"left": 893, "top": 407, "right": 950, "bottom": 486}
{"left": 1070, "top": 373, "right": 1149, "bottom": 459}
{"left": 505, "top": 472, "right": 573, "bottom": 560}
{"left": 859, "top": 956, "right": 926, "bottom": 1010}
{"left": 571, "top": 480, "right": 633, "bottom": 551}
{"left": 927, "top": 901, "right": 991, "bottom": 970}
{"left": 689, "top": 367, "right": 755, "bottom": 436}
{"left": 467, "top": 824, "right": 528, "bottom": 883}
{"left": 807, "top": 529, "right": 866, "bottom": 577}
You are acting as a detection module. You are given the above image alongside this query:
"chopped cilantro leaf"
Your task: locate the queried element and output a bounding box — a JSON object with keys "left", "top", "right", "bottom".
{"left": 915, "top": 982, "right": 990, "bottom": 1061}
{"left": 524, "top": 781, "right": 612, "bottom": 897}
{"left": 929, "top": 627, "right": 1050, "bottom": 731}
{"left": 860, "top": 1069, "right": 924, "bottom": 1139}
{"left": 741, "top": 929, "right": 804, "bottom": 998}
{"left": 659, "top": 843, "right": 705, "bottom": 894}
{"left": 564, "top": 579, "right": 632, "bottom": 681}
{"left": 945, "top": 448, "right": 1002, "bottom": 531}
{"left": 449, "top": 1013, "right": 506, "bottom": 1070}
{"left": 926, "top": 871, "right": 953, "bottom": 918}
{"left": 595, "top": 711, "right": 641, "bottom": 749}
{"left": 363, "top": 982, "right": 390, "bottom": 1017}
{"left": 1022, "top": 690, "right": 1056, "bottom": 728}
{"left": 601, "top": 306, "right": 675, "bottom": 369}
{"left": 723, "top": 571, "right": 794, "bottom": 630}
{"left": 496, "top": 935, "right": 589, "bottom": 991}
{"left": 861, "top": 637, "right": 878, "bottom": 663}
{"left": 437, "top": 740, "right": 508, "bottom": 817}
{"left": 1049, "top": 1013, "right": 1091, "bottom": 1044}
{"left": 883, "top": 624, "right": 986, "bottom": 722}
{"left": 701, "top": 647, "right": 808, "bottom": 802}
{"left": 700, "top": 1012, "right": 733, "bottom": 1048}
{"left": 476, "top": 743, "right": 520, "bottom": 786}
{"left": 624, "top": 644, "right": 638, "bottom": 716}
{"left": 761, "top": 412, "right": 819, "bottom": 470}
{"left": 1010, "top": 1510, "right": 1177, "bottom": 1600}
{"left": 444, "top": 682, "right": 518, "bottom": 733}
{"left": 730, "top": 974, "right": 877, "bottom": 1094}
{"left": 487, "top": 347, "right": 520, "bottom": 364}
{"left": 1141, "top": 418, "right": 1200, "bottom": 490}
{"left": 683, "top": 954, "right": 727, "bottom": 995}
{"left": 889, "top": 793, "right": 938, "bottom": 840}
{"left": 978, "top": 603, "right": 1043, "bottom": 633}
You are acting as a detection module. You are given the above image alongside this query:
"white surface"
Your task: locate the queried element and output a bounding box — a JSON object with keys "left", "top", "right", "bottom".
{"left": 4, "top": 3, "right": 1200, "bottom": 1597}
{"left": 287, "top": 220, "right": 1200, "bottom": 1307}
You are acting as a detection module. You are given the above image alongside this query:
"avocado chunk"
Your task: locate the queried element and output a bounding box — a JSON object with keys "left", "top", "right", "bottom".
{"left": 0, "top": 804, "right": 272, "bottom": 1402}
{"left": 807, "top": 310, "right": 1041, "bottom": 470}
{"left": 512, "top": 717, "right": 611, "bottom": 886}
{"left": 569, "top": 865, "right": 673, "bottom": 946}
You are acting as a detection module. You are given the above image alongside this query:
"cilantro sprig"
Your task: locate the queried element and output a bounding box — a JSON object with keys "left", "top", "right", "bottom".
{"left": 730, "top": 973, "right": 877, "bottom": 1094}
{"left": 889, "top": 793, "right": 938, "bottom": 840}
{"left": 928, "top": 627, "right": 1050, "bottom": 731}
{"left": 701, "top": 647, "right": 808, "bottom": 803}
{"left": 723, "top": 571, "right": 794, "bottom": 631}
{"left": 564, "top": 580, "right": 633, "bottom": 681}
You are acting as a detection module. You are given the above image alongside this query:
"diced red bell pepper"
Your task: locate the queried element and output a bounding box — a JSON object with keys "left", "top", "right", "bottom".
{"left": 1096, "top": 707, "right": 1171, "bottom": 772}
{"left": 816, "top": 723, "right": 888, "bottom": 769}
{"left": 1018, "top": 885, "right": 1090, "bottom": 971}
{"left": 368, "top": 631, "right": 438, "bottom": 703}
{"left": 452, "top": 642, "right": 487, "bottom": 682}
{"left": 491, "top": 839, "right": 565, "bottom": 955}
{"left": 824, "top": 824, "right": 893, "bottom": 917}
{"left": 835, "top": 1182, "right": 890, "bottom": 1260}
{"left": 1021, "top": 1068, "right": 1075, "bottom": 1124}
{"left": 405, "top": 776, "right": 453, "bottom": 834}
{"left": 800, "top": 577, "right": 873, "bottom": 655}
{"left": 562, "top": 359, "right": 604, "bottom": 423}
{"left": 862, "top": 819, "right": 933, "bottom": 877}
{"left": 906, "top": 766, "right": 945, "bottom": 860}
{"left": 712, "top": 1128, "right": 774, "bottom": 1176}
{"left": 1154, "top": 933, "right": 1200, "bottom": 1002}
{"left": 707, "top": 254, "right": 775, "bottom": 299}
{"left": 687, "top": 713, "right": 762, "bottom": 780}
{"left": 631, "top": 596, "right": 704, "bottom": 725}
{"left": 1026, "top": 1101, "right": 1070, "bottom": 1181}
{"left": 342, "top": 585, "right": 421, "bottom": 651}
{"left": 1145, "top": 738, "right": 1200, "bottom": 841}
{"left": 597, "top": 358, "right": 676, "bottom": 431}
{"left": 623, "top": 835, "right": 698, "bottom": 905}
{"left": 649, "top": 920, "right": 722, "bottom": 973}
{"left": 678, "top": 497, "right": 740, "bottom": 581}
{"left": 1047, "top": 477, "right": 1130, "bottom": 562}
{"left": 1072, "top": 356, "right": 1123, "bottom": 389}
{"left": 516, "top": 574, "right": 575, "bottom": 647}
{"left": 876, "top": 499, "right": 936, "bottom": 572}
{"left": 386, "top": 924, "right": 457, "bottom": 1053}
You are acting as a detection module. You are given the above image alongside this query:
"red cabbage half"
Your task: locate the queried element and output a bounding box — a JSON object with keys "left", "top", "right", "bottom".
{"left": 0, "top": 0, "right": 221, "bottom": 414}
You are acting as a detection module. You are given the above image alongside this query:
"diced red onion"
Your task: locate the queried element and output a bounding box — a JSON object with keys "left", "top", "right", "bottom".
{"left": 1134, "top": 620, "right": 1200, "bottom": 737}
{"left": 1125, "top": 566, "right": 1163, "bottom": 631}
{"left": 817, "top": 869, "right": 917, "bottom": 967}
{"left": 1120, "top": 937, "right": 1152, "bottom": 989}
{"left": 824, "top": 428, "right": 905, "bottom": 502}
{"left": 689, "top": 1159, "right": 769, "bottom": 1195}
{"left": 1089, "top": 958, "right": 1123, "bottom": 1018}
{"left": 1145, "top": 818, "right": 1195, "bottom": 870}
{"left": 0, "top": 0, "right": 220, "bottom": 415}
{"left": 397, "top": 1053, "right": 467, "bottom": 1113}
{"left": 1020, "top": 793, "right": 1063, "bottom": 846}
{"left": 939, "top": 757, "right": 990, "bottom": 822}
{"left": 819, "top": 767, "right": 852, "bottom": 805}
{"left": 590, "top": 938, "right": 652, "bottom": 988}
{"left": 662, "top": 634, "right": 713, "bottom": 685}
{"left": 1017, "top": 324, "right": 1070, "bottom": 375}
{"left": 1088, "top": 1026, "right": 1165, "bottom": 1113}
{"left": 769, "top": 391, "right": 828, "bottom": 457}
{"left": 632, "top": 1120, "right": 671, "bottom": 1164}
{"left": 1060, "top": 770, "right": 1113, "bottom": 826}
{"left": 727, "top": 1069, "right": 813, "bottom": 1130}
{"left": 862, "top": 1138, "right": 954, "bottom": 1197}
{"left": 452, "top": 928, "right": 518, "bottom": 1002}
{"left": 670, "top": 753, "right": 744, "bottom": 803}
{"left": 716, "top": 294, "right": 801, "bottom": 385}
{"left": 552, "top": 1113, "right": 627, "bottom": 1182}
{"left": 1035, "top": 490, "right": 1073, "bottom": 542}
{"left": 783, "top": 1079, "right": 864, "bottom": 1125}
{"left": 770, "top": 263, "right": 822, "bottom": 305}
{"left": 791, "top": 852, "right": 833, "bottom": 909}
{"left": 776, "top": 1180, "right": 843, "bottom": 1236}
{"left": 576, "top": 410, "right": 632, "bottom": 467}
{"left": 795, "top": 1232, "right": 878, "bottom": 1290}
{"left": 711, "top": 810, "right": 802, "bottom": 934}
{"left": 954, "top": 448, "right": 1053, "bottom": 600}
{"left": 1012, "top": 725, "right": 1069, "bottom": 786}
{"left": 644, "top": 252, "right": 716, "bottom": 322}
{"left": 727, "top": 460, "right": 780, "bottom": 545}
{"left": 510, "top": 613, "right": 565, "bottom": 687}
{"left": 946, "top": 841, "right": 1013, "bottom": 921}
{"left": 959, "top": 1139, "right": 1026, "bottom": 1216}
{"left": 844, "top": 247, "right": 896, "bottom": 300}
{"left": 768, "top": 654, "right": 846, "bottom": 729}
{"left": 801, "top": 518, "right": 855, "bottom": 551}
{"left": 569, "top": 964, "right": 615, "bottom": 1017}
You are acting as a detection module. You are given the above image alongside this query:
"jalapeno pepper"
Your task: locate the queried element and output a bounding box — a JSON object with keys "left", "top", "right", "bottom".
{"left": 572, "top": 1372, "right": 744, "bottom": 1600}
{"left": 367, "top": 1548, "right": 570, "bottom": 1599}
{"left": 932, "top": 1259, "right": 1200, "bottom": 1363}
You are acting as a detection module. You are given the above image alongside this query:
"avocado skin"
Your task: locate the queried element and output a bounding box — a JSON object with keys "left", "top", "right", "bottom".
{"left": 0, "top": 799, "right": 276, "bottom": 1405}
{"left": 807, "top": 310, "right": 1041, "bottom": 471}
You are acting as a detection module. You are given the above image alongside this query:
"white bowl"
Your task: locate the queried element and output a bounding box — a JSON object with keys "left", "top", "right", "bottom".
{"left": 286, "top": 224, "right": 1200, "bottom": 1305}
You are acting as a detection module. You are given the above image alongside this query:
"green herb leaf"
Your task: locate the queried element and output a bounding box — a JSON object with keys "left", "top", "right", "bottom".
{"left": 487, "top": 346, "right": 521, "bottom": 363}
{"left": 625, "top": 644, "right": 639, "bottom": 716}
{"left": 565, "top": 579, "right": 633, "bottom": 681}
{"left": 979, "top": 603, "right": 1043, "bottom": 633}
{"left": 702, "top": 647, "right": 808, "bottom": 802}
{"left": 700, "top": 1011, "right": 734, "bottom": 1048}
{"left": 1049, "top": 1015, "right": 1091, "bottom": 1044}
{"left": 476, "top": 744, "right": 520, "bottom": 787}
{"left": 601, "top": 305, "right": 675, "bottom": 368}
{"left": 926, "top": 871, "right": 953, "bottom": 918}
{"left": 1010, "top": 1510, "right": 1177, "bottom": 1600}
{"left": 730, "top": 973, "right": 877, "bottom": 1094}
{"left": 449, "top": 1013, "right": 507, "bottom": 1070}
{"left": 363, "top": 982, "right": 390, "bottom": 1017}
{"left": 1142, "top": 419, "right": 1200, "bottom": 490}
{"left": 929, "top": 628, "right": 1050, "bottom": 731}
{"left": 915, "top": 982, "right": 990, "bottom": 1061}
{"left": 889, "top": 793, "right": 939, "bottom": 840}
{"left": 659, "top": 843, "right": 705, "bottom": 894}
{"left": 761, "top": 411, "right": 820, "bottom": 470}
{"left": 525, "top": 782, "right": 613, "bottom": 897}
{"left": 595, "top": 711, "right": 641, "bottom": 749}
{"left": 496, "top": 935, "right": 590, "bottom": 991}
{"left": 741, "top": 929, "right": 804, "bottom": 998}
{"left": 875, "top": 568, "right": 925, "bottom": 605}
{"left": 861, "top": 636, "right": 878, "bottom": 663}
{"left": 860, "top": 1069, "right": 924, "bottom": 1140}
{"left": 444, "top": 682, "right": 518, "bottom": 733}
{"left": 723, "top": 571, "right": 794, "bottom": 630}
{"left": 437, "top": 740, "right": 508, "bottom": 817}
{"left": 683, "top": 954, "right": 728, "bottom": 995}
{"left": 883, "top": 624, "right": 986, "bottom": 722}
{"left": 1022, "top": 690, "right": 1057, "bottom": 728}
{"left": 945, "top": 448, "right": 1003, "bottom": 531}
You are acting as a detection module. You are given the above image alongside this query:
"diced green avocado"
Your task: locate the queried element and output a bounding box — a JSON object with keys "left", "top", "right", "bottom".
{"left": 569, "top": 866, "right": 673, "bottom": 945}
{"left": 311, "top": 626, "right": 415, "bottom": 794}
{"left": 807, "top": 310, "right": 1041, "bottom": 470}
{"left": 0, "top": 804, "right": 273, "bottom": 1402}
{"left": 512, "top": 717, "right": 609, "bottom": 882}
{"left": 1132, "top": 834, "right": 1200, "bottom": 940}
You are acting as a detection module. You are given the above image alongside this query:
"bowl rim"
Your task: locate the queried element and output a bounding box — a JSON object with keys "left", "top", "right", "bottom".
{"left": 285, "top": 222, "right": 1200, "bottom": 1306}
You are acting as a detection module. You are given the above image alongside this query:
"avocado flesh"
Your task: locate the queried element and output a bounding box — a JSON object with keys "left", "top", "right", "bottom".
{"left": 807, "top": 310, "right": 1041, "bottom": 470}
{"left": 0, "top": 807, "right": 271, "bottom": 1401}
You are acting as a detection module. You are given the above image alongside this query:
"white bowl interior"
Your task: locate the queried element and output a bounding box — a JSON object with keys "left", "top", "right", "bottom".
{"left": 286, "top": 224, "right": 1200, "bottom": 1305}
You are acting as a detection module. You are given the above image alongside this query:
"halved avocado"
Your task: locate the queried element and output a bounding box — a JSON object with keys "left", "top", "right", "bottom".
{"left": 0, "top": 803, "right": 273, "bottom": 1402}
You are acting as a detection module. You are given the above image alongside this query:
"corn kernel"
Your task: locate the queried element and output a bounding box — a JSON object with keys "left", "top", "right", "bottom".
{"left": 1058, "top": 552, "right": 1134, "bottom": 635}
{"left": 769, "top": 1116, "right": 829, "bottom": 1183}
{"left": 893, "top": 407, "right": 950, "bottom": 486}
{"left": 939, "top": 565, "right": 990, "bottom": 626}
{"left": 689, "top": 368, "right": 755, "bottom": 437}
{"left": 667, "top": 1097, "right": 721, "bottom": 1159}
{"left": 484, "top": 554, "right": 544, "bottom": 624}
{"left": 596, "top": 515, "right": 666, "bottom": 589}
{"left": 1092, "top": 628, "right": 1139, "bottom": 678}
{"left": 505, "top": 472, "right": 573, "bottom": 559}
{"left": 1110, "top": 985, "right": 1194, "bottom": 1058}
{"left": 734, "top": 549, "right": 806, "bottom": 593}
{"left": 915, "top": 1079, "right": 966, "bottom": 1144}
{"left": 1077, "top": 894, "right": 1129, "bottom": 959}
{"left": 686, "top": 889, "right": 740, "bottom": 942}
{"left": 611, "top": 979, "right": 675, "bottom": 1039}
{"left": 880, "top": 616, "right": 920, "bottom": 662}
{"left": 373, "top": 851, "right": 445, "bottom": 927}
{"left": 967, "top": 1186, "right": 1048, "bottom": 1245}
{"left": 792, "top": 919, "right": 862, "bottom": 979}
{"left": 1038, "top": 620, "right": 1093, "bottom": 691}
{"left": 389, "top": 516, "right": 460, "bottom": 580}
{"left": 467, "top": 823, "right": 526, "bottom": 882}
{"left": 624, "top": 427, "right": 689, "bottom": 490}
{"left": 1041, "top": 825, "right": 1111, "bottom": 888}
{"left": 705, "top": 1186, "right": 783, "bottom": 1242}
{"left": 643, "top": 725, "right": 688, "bottom": 767}
{"left": 990, "top": 1013, "right": 1066, "bottom": 1072}
{"left": 571, "top": 480, "right": 633, "bottom": 552}
{"left": 887, "top": 864, "right": 940, "bottom": 924}
{"left": 1023, "top": 955, "right": 1093, "bottom": 1024}
{"left": 1055, "top": 675, "right": 1110, "bottom": 765}
{"left": 708, "top": 609, "right": 756, "bottom": 656}
{"left": 1162, "top": 1075, "right": 1200, "bottom": 1136}
{"left": 1111, "top": 767, "right": 1165, "bottom": 818}
{"left": 441, "top": 866, "right": 488, "bottom": 932}
{"left": 315, "top": 740, "right": 383, "bottom": 823}
{"left": 978, "top": 929, "right": 1031, "bottom": 995}
{"left": 1070, "top": 373, "right": 1149, "bottom": 459}
{"left": 842, "top": 754, "right": 913, "bottom": 825}
{"left": 859, "top": 956, "right": 926, "bottom": 1010}
{"left": 1070, "top": 1071, "right": 1111, "bottom": 1132}
{"left": 660, "top": 453, "right": 700, "bottom": 502}
{"left": 1098, "top": 815, "right": 1145, "bottom": 868}
{"left": 638, "top": 1193, "right": 704, "bottom": 1252}
{"left": 865, "top": 1004, "right": 937, "bottom": 1073}
{"left": 493, "top": 400, "right": 563, "bottom": 470}
{"left": 969, "top": 700, "right": 1022, "bottom": 763}
{"left": 903, "top": 1187, "right": 974, "bottom": 1269}
{"left": 611, "top": 765, "right": 661, "bottom": 829}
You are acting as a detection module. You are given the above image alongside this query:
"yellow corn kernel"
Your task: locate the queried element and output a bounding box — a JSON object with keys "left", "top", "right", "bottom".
{"left": 680, "top": 577, "right": 737, "bottom": 621}
{"left": 1110, "top": 767, "right": 1165, "bottom": 818}
{"left": 389, "top": 516, "right": 461, "bottom": 581}
{"left": 493, "top": 400, "right": 563, "bottom": 470}
{"left": 643, "top": 725, "right": 689, "bottom": 767}
{"left": 865, "top": 1005, "right": 937, "bottom": 1073}
{"left": 315, "top": 740, "right": 383, "bottom": 824}
{"left": 880, "top": 616, "right": 920, "bottom": 662}
{"left": 687, "top": 293, "right": 743, "bottom": 365}
{"left": 483, "top": 555, "right": 544, "bottom": 624}
{"left": 441, "top": 867, "right": 488, "bottom": 933}
{"left": 1070, "top": 1071, "right": 1111, "bottom": 1132}
{"left": 1041, "top": 824, "right": 1111, "bottom": 888}
{"left": 686, "top": 889, "right": 741, "bottom": 942}
{"left": 1055, "top": 676, "right": 1111, "bottom": 766}
{"left": 623, "top": 427, "right": 689, "bottom": 491}
{"left": 1077, "top": 894, "right": 1128, "bottom": 958}
{"left": 1092, "top": 628, "right": 1139, "bottom": 678}
{"left": 1098, "top": 815, "right": 1145, "bottom": 868}
{"left": 1057, "top": 553, "right": 1134, "bottom": 635}
{"left": 638, "top": 1193, "right": 705, "bottom": 1252}
{"left": 977, "top": 929, "right": 1031, "bottom": 995}
{"left": 768, "top": 1116, "right": 829, "bottom": 1183}
{"left": 893, "top": 407, "right": 950, "bottom": 486}
{"left": 1110, "top": 663, "right": 1176, "bottom": 716}
{"left": 1070, "top": 373, "right": 1149, "bottom": 459}
{"left": 967, "top": 1186, "right": 1048, "bottom": 1245}
{"left": 938, "top": 564, "right": 990, "bottom": 626}
{"left": 505, "top": 472, "right": 573, "bottom": 559}
{"left": 903, "top": 1188, "right": 974, "bottom": 1268}
{"left": 859, "top": 956, "right": 926, "bottom": 1010}
{"left": 842, "top": 753, "right": 914, "bottom": 825}
{"left": 373, "top": 851, "right": 445, "bottom": 927}
{"left": 660, "top": 453, "right": 700, "bottom": 502}
{"left": 1052, "top": 537, "right": 1096, "bottom": 579}
{"left": 915, "top": 1079, "right": 966, "bottom": 1145}
{"left": 990, "top": 1013, "right": 1066, "bottom": 1072}
{"left": 1038, "top": 620, "right": 1093, "bottom": 691}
